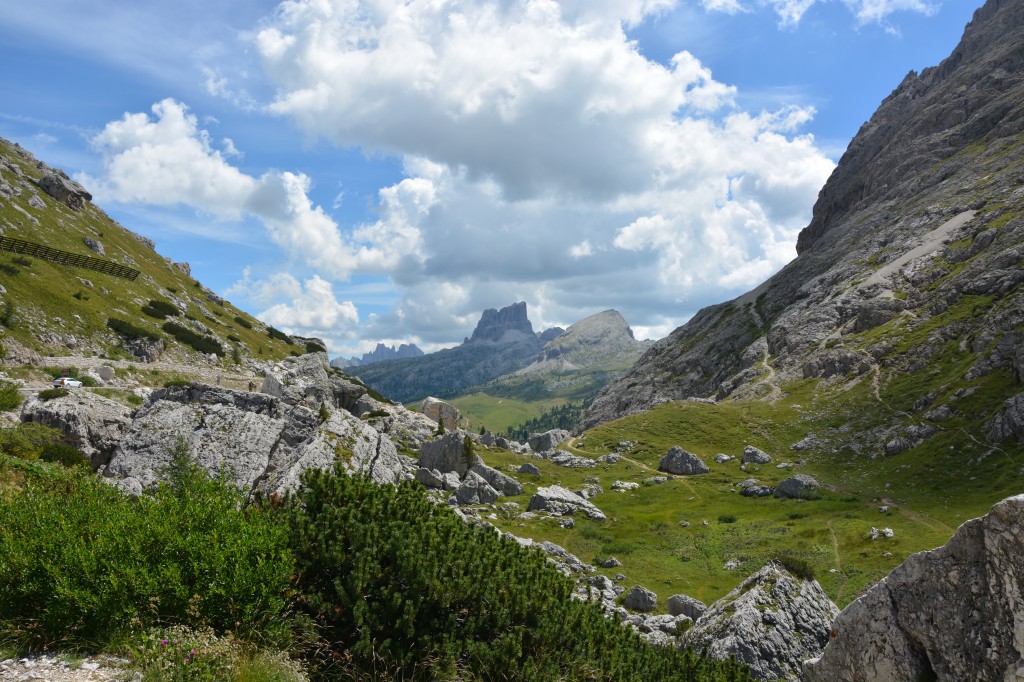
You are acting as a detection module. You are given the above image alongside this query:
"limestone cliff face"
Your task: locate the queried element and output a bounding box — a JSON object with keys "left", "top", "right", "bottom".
{"left": 581, "top": 0, "right": 1024, "bottom": 432}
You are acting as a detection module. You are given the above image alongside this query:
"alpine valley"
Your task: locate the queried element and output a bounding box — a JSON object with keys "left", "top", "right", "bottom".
{"left": 0, "top": 2, "right": 1022, "bottom": 682}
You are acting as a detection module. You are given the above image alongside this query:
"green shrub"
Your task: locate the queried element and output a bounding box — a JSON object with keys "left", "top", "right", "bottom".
{"left": 107, "top": 317, "right": 160, "bottom": 342}
{"left": 163, "top": 379, "right": 191, "bottom": 388}
{"left": 142, "top": 300, "right": 178, "bottom": 320}
{"left": 0, "top": 263, "right": 20, "bottom": 277}
{"left": 773, "top": 555, "right": 816, "bottom": 581}
{"left": 0, "top": 423, "right": 64, "bottom": 461}
{"left": 37, "top": 387, "right": 69, "bottom": 401}
{"left": 162, "top": 322, "right": 224, "bottom": 357}
{"left": 266, "top": 327, "right": 290, "bottom": 343}
{"left": 1, "top": 301, "right": 16, "bottom": 328}
{"left": 72, "top": 290, "right": 90, "bottom": 301}
{"left": 304, "top": 341, "right": 325, "bottom": 354}
{"left": 226, "top": 334, "right": 241, "bottom": 343}
{"left": 10, "top": 256, "right": 31, "bottom": 267}
{"left": 287, "top": 467, "right": 750, "bottom": 681}
{"left": 0, "top": 442, "right": 293, "bottom": 649}
{"left": 0, "top": 380, "right": 23, "bottom": 411}
{"left": 233, "top": 316, "right": 253, "bottom": 330}
{"left": 717, "top": 514, "right": 738, "bottom": 524}
{"left": 39, "top": 442, "right": 89, "bottom": 468}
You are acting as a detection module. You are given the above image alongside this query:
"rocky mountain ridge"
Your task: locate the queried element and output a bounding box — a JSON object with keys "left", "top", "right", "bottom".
{"left": 582, "top": 0, "right": 1024, "bottom": 445}
{"left": 348, "top": 302, "right": 555, "bottom": 403}
{"left": 0, "top": 137, "right": 301, "bottom": 369}
{"left": 480, "top": 309, "right": 653, "bottom": 401}
{"left": 330, "top": 341, "right": 424, "bottom": 368}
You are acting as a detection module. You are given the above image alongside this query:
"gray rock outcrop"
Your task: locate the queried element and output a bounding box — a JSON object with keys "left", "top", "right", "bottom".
{"left": 686, "top": 562, "right": 839, "bottom": 681}
{"left": 528, "top": 485, "right": 606, "bottom": 521}
{"left": 659, "top": 446, "right": 709, "bottom": 475}
{"left": 774, "top": 474, "right": 820, "bottom": 499}
{"left": 667, "top": 594, "right": 706, "bottom": 620}
{"left": 470, "top": 462, "right": 523, "bottom": 496}
{"left": 419, "top": 396, "right": 464, "bottom": 432}
{"left": 622, "top": 585, "right": 658, "bottom": 612}
{"left": 102, "top": 371, "right": 404, "bottom": 497}
{"left": 988, "top": 391, "right": 1024, "bottom": 443}
{"left": 455, "top": 470, "right": 500, "bottom": 505}
{"left": 83, "top": 237, "right": 105, "bottom": 256}
{"left": 418, "top": 432, "right": 480, "bottom": 477}
{"left": 528, "top": 429, "right": 570, "bottom": 452}
{"left": 261, "top": 352, "right": 366, "bottom": 411}
{"left": 803, "top": 494, "right": 1024, "bottom": 682}
{"left": 741, "top": 445, "right": 772, "bottom": 464}
{"left": 21, "top": 391, "right": 132, "bottom": 468}
{"left": 37, "top": 171, "right": 91, "bottom": 210}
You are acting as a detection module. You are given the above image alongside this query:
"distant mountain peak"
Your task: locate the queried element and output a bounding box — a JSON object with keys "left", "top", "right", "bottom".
{"left": 468, "top": 301, "right": 534, "bottom": 344}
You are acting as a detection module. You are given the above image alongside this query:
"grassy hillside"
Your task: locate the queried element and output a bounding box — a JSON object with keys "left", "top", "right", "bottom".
{"left": 448, "top": 392, "right": 568, "bottom": 433}
{"left": 0, "top": 137, "right": 303, "bottom": 365}
{"left": 473, "top": 356, "right": 1022, "bottom": 609}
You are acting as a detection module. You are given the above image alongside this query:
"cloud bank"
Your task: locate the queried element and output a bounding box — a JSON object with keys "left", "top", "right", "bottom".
{"left": 84, "top": 0, "right": 845, "bottom": 350}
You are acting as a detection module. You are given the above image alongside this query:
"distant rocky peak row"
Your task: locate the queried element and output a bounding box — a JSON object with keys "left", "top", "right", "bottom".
{"left": 331, "top": 342, "right": 424, "bottom": 369}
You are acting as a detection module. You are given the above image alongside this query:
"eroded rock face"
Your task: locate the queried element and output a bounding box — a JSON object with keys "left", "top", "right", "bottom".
{"left": 988, "top": 391, "right": 1024, "bottom": 443}
{"left": 261, "top": 352, "right": 366, "bottom": 412}
{"left": 21, "top": 391, "right": 132, "bottom": 468}
{"left": 686, "top": 562, "right": 839, "bottom": 681}
{"left": 528, "top": 428, "right": 570, "bottom": 453}
{"left": 419, "top": 396, "right": 464, "bottom": 432}
{"left": 802, "top": 494, "right": 1024, "bottom": 682}
{"left": 418, "top": 432, "right": 479, "bottom": 476}
{"left": 37, "top": 171, "right": 91, "bottom": 210}
{"left": 102, "top": 375, "right": 404, "bottom": 497}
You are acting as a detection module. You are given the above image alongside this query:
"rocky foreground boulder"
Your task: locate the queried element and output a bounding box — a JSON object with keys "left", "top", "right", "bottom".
{"left": 103, "top": 382, "right": 404, "bottom": 497}
{"left": 685, "top": 562, "right": 839, "bottom": 681}
{"left": 21, "top": 391, "right": 132, "bottom": 468}
{"left": 802, "top": 494, "right": 1024, "bottom": 682}
{"left": 659, "top": 446, "right": 709, "bottom": 475}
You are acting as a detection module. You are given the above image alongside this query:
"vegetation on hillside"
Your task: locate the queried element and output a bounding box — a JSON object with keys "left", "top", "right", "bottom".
{"left": 0, "top": 137, "right": 301, "bottom": 366}
{"left": 0, "top": 443, "right": 751, "bottom": 681}
{"left": 503, "top": 400, "right": 590, "bottom": 441}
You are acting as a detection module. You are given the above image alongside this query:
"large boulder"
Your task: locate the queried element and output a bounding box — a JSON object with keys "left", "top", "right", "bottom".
{"left": 622, "top": 585, "right": 658, "bottom": 612}
{"left": 20, "top": 390, "right": 132, "bottom": 468}
{"left": 418, "top": 432, "right": 480, "bottom": 476}
{"left": 742, "top": 445, "right": 772, "bottom": 464}
{"left": 455, "top": 470, "right": 500, "bottom": 505}
{"left": 470, "top": 462, "right": 523, "bottom": 496}
{"left": 803, "top": 494, "right": 1024, "bottom": 682}
{"left": 774, "top": 474, "right": 820, "bottom": 499}
{"left": 686, "top": 562, "right": 839, "bottom": 681}
{"left": 528, "top": 429, "right": 570, "bottom": 453}
{"left": 667, "top": 594, "right": 706, "bottom": 620}
{"left": 419, "top": 396, "right": 464, "bottom": 432}
{"left": 37, "top": 171, "right": 91, "bottom": 210}
{"left": 659, "top": 446, "right": 710, "bottom": 475}
{"left": 527, "top": 485, "right": 606, "bottom": 521}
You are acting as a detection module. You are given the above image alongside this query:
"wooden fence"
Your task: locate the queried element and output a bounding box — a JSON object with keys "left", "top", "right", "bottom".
{"left": 0, "top": 236, "right": 140, "bottom": 280}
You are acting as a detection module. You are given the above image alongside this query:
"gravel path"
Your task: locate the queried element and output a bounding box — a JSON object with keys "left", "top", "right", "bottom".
{"left": 0, "top": 655, "right": 132, "bottom": 682}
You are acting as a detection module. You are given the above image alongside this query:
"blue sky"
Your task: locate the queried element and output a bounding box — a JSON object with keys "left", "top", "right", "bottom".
{"left": 0, "top": 0, "right": 981, "bottom": 357}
